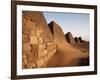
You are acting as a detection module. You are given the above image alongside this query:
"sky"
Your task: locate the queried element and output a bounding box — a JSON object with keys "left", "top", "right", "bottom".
{"left": 43, "top": 12, "right": 90, "bottom": 41}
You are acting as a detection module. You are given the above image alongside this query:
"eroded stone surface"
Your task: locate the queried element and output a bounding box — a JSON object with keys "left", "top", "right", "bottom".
{"left": 22, "top": 11, "right": 56, "bottom": 68}
{"left": 48, "top": 21, "right": 68, "bottom": 43}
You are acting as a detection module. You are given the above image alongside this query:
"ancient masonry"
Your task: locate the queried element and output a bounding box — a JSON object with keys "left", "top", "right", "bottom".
{"left": 78, "top": 37, "right": 83, "bottom": 42}
{"left": 48, "top": 21, "right": 67, "bottom": 43}
{"left": 22, "top": 11, "right": 56, "bottom": 69}
{"left": 74, "top": 37, "right": 80, "bottom": 44}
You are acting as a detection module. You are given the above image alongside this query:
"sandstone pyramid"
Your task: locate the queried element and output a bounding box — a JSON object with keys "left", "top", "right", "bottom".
{"left": 78, "top": 37, "right": 83, "bottom": 42}
{"left": 65, "top": 32, "right": 76, "bottom": 44}
{"left": 22, "top": 11, "right": 56, "bottom": 68}
{"left": 48, "top": 21, "right": 67, "bottom": 43}
{"left": 74, "top": 37, "right": 80, "bottom": 44}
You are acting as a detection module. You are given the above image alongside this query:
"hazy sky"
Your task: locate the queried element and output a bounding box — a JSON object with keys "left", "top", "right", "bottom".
{"left": 43, "top": 12, "right": 90, "bottom": 41}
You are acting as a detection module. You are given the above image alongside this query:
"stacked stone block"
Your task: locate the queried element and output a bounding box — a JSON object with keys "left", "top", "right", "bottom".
{"left": 22, "top": 11, "right": 56, "bottom": 69}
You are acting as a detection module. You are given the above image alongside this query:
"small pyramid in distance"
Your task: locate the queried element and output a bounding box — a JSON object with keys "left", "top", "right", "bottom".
{"left": 65, "top": 32, "right": 76, "bottom": 44}
{"left": 74, "top": 37, "right": 80, "bottom": 44}
{"left": 78, "top": 36, "right": 83, "bottom": 42}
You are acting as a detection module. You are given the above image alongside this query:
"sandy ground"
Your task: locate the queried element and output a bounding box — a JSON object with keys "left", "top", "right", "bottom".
{"left": 47, "top": 41, "right": 89, "bottom": 67}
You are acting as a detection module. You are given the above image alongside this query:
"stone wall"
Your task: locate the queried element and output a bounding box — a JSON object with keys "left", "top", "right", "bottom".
{"left": 22, "top": 11, "right": 56, "bottom": 69}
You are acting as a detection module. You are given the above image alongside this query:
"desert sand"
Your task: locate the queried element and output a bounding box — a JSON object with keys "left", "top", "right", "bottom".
{"left": 47, "top": 41, "right": 89, "bottom": 67}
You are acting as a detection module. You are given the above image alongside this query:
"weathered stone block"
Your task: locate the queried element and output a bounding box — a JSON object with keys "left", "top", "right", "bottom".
{"left": 30, "top": 29, "right": 37, "bottom": 36}
{"left": 30, "top": 36, "right": 38, "bottom": 45}
{"left": 32, "top": 63, "right": 37, "bottom": 68}
{"left": 22, "top": 11, "right": 57, "bottom": 68}
{"left": 23, "top": 34, "right": 30, "bottom": 43}
{"left": 38, "top": 44, "right": 45, "bottom": 51}
{"left": 43, "top": 50, "right": 48, "bottom": 56}
{"left": 47, "top": 42, "right": 53, "bottom": 46}
{"left": 36, "top": 58, "right": 44, "bottom": 68}
{"left": 23, "top": 43, "right": 31, "bottom": 51}
{"left": 37, "top": 50, "right": 44, "bottom": 58}
{"left": 38, "top": 37, "right": 43, "bottom": 44}
{"left": 31, "top": 44, "right": 38, "bottom": 51}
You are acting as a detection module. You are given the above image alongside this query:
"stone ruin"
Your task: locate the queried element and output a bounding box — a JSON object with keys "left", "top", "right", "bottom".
{"left": 48, "top": 21, "right": 67, "bottom": 43}
{"left": 22, "top": 11, "right": 56, "bottom": 68}
{"left": 78, "top": 36, "right": 83, "bottom": 42}
{"left": 65, "top": 32, "right": 76, "bottom": 44}
{"left": 65, "top": 32, "right": 85, "bottom": 44}
{"left": 74, "top": 37, "right": 80, "bottom": 44}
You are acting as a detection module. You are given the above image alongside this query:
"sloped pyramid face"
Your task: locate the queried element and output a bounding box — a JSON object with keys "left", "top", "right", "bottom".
{"left": 48, "top": 21, "right": 68, "bottom": 43}
{"left": 23, "top": 11, "right": 54, "bottom": 42}
{"left": 22, "top": 11, "right": 56, "bottom": 68}
{"left": 65, "top": 32, "right": 76, "bottom": 44}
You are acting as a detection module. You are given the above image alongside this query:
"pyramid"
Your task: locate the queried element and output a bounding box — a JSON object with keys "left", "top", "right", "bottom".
{"left": 74, "top": 37, "right": 80, "bottom": 44}
{"left": 22, "top": 11, "right": 56, "bottom": 68}
{"left": 48, "top": 21, "right": 67, "bottom": 43}
{"left": 78, "top": 37, "right": 83, "bottom": 42}
{"left": 65, "top": 32, "right": 76, "bottom": 44}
